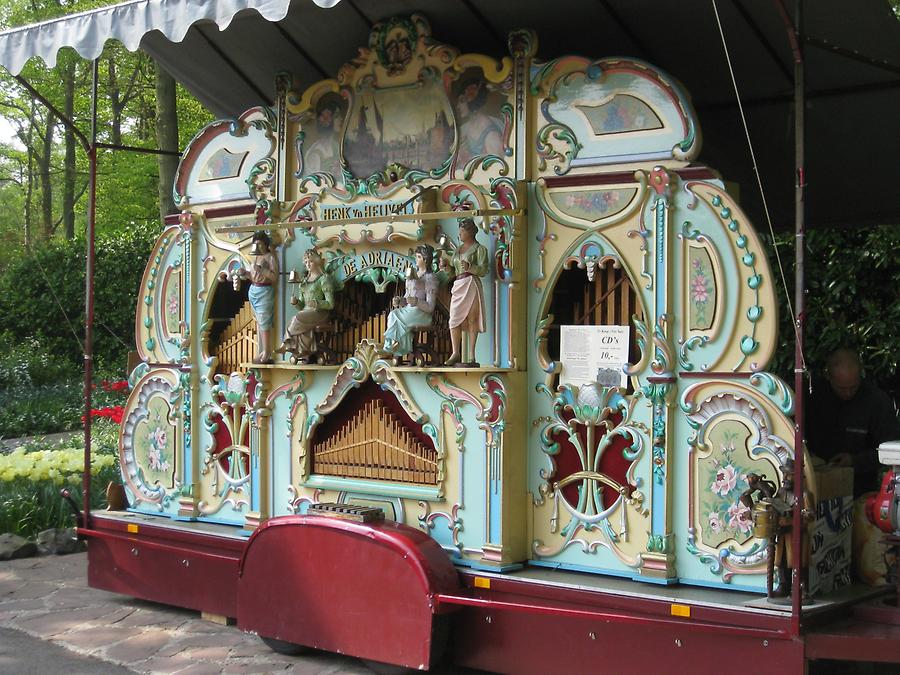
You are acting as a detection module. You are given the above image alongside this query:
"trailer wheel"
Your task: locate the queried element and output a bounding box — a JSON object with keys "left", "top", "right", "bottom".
{"left": 360, "top": 659, "right": 413, "bottom": 675}
{"left": 260, "top": 636, "right": 311, "bottom": 655}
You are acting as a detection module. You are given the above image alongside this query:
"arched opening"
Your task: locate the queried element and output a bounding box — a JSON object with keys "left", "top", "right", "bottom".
{"left": 545, "top": 258, "right": 644, "bottom": 387}
{"left": 309, "top": 380, "right": 438, "bottom": 485}
{"left": 206, "top": 278, "right": 255, "bottom": 375}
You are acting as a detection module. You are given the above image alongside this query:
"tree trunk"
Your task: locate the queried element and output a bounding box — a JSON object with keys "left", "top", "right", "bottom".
{"left": 107, "top": 54, "right": 122, "bottom": 146}
{"left": 23, "top": 99, "right": 36, "bottom": 250}
{"left": 62, "top": 58, "right": 76, "bottom": 239}
{"left": 39, "top": 108, "right": 55, "bottom": 240}
{"left": 155, "top": 61, "right": 179, "bottom": 220}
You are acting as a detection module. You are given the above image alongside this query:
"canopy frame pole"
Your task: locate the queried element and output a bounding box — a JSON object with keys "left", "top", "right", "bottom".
{"left": 83, "top": 57, "right": 99, "bottom": 526}
{"left": 14, "top": 64, "right": 180, "bottom": 528}
{"left": 775, "top": 0, "right": 807, "bottom": 636}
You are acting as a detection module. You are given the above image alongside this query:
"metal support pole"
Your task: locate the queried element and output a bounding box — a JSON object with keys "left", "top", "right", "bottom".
{"left": 82, "top": 58, "right": 99, "bottom": 526}
{"left": 775, "top": 0, "right": 807, "bottom": 634}
{"left": 789, "top": 0, "right": 806, "bottom": 634}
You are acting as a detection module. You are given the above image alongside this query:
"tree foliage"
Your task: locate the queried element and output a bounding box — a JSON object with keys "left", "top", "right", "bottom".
{"left": 0, "top": 0, "right": 212, "bottom": 262}
{"left": 766, "top": 225, "right": 900, "bottom": 401}
{"left": 0, "top": 1, "right": 213, "bottom": 378}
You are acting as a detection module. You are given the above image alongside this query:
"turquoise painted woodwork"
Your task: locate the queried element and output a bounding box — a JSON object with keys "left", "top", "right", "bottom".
{"left": 118, "top": 15, "right": 803, "bottom": 591}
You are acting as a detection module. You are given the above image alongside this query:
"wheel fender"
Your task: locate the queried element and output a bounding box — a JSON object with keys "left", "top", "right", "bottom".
{"left": 237, "top": 515, "right": 460, "bottom": 669}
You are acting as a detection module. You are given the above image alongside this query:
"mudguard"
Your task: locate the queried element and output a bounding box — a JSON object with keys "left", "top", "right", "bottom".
{"left": 237, "top": 515, "right": 460, "bottom": 669}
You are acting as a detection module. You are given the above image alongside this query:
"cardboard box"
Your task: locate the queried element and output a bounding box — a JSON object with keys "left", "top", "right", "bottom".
{"left": 808, "top": 465, "right": 853, "bottom": 596}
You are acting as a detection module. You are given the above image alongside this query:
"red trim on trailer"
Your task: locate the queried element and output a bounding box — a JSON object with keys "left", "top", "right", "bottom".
{"left": 456, "top": 570, "right": 792, "bottom": 633}
{"left": 806, "top": 618, "right": 900, "bottom": 662}
{"left": 80, "top": 514, "right": 900, "bottom": 668}
{"left": 80, "top": 521, "right": 242, "bottom": 618}
{"left": 450, "top": 605, "right": 805, "bottom": 675}
{"left": 84, "top": 514, "right": 246, "bottom": 553}
{"left": 237, "top": 515, "right": 459, "bottom": 669}
{"left": 79, "top": 527, "right": 241, "bottom": 563}
{"left": 433, "top": 592, "right": 788, "bottom": 639}
{"left": 238, "top": 515, "right": 458, "bottom": 593}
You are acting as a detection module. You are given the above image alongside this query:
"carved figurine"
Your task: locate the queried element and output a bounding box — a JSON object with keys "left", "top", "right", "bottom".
{"left": 773, "top": 459, "right": 816, "bottom": 600}
{"left": 219, "top": 231, "right": 278, "bottom": 364}
{"left": 277, "top": 249, "right": 335, "bottom": 364}
{"left": 439, "top": 218, "right": 488, "bottom": 367}
{"left": 743, "top": 461, "right": 815, "bottom": 601}
{"left": 740, "top": 472, "right": 779, "bottom": 598}
{"left": 383, "top": 244, "right": 438, "bottom": 364}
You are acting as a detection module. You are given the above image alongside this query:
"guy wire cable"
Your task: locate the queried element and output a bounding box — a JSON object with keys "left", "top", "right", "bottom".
{"left": 711, "top": 0, "right": 808, "bottom": 377}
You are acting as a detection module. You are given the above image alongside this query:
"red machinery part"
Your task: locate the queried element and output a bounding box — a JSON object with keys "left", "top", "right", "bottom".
{"left": 236, "top": 515, "right": 460, "bottom": 670}
{"left": 866, "top": 469, "right": 898, "bottom": 535}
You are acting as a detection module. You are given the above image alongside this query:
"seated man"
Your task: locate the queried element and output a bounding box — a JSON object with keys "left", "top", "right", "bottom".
{"left": 806, "top": 348, "right": 900, "bottom": 497}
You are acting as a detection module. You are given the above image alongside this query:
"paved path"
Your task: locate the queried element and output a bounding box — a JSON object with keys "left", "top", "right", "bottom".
{"left": 0, "top": 626, "right": 134, "bottom": 674}
{"left": 0, "top": 552, "right": 377, "bottom": 674}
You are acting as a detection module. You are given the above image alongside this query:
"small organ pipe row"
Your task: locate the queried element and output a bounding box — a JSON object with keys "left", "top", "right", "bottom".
{"left": 313, "top": 398, "right": 438, "bottom": 485}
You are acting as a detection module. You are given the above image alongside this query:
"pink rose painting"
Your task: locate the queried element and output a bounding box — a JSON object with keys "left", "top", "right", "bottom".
{"left": 691, "top": 274, "right": 709, "bottom": 304}
{"left": 712, "top": 464, "right": 739, "bottom": 497}
{"left": 701, "top": 434, "right": 761, "bottom": 545}
{"left": 727, "top": 501, "right": 752, "bottom": 534}
{"left": 147, "top": 425, "right": 171, "bottom": 473}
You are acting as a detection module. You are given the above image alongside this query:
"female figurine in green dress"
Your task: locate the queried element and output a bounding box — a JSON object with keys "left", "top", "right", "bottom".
{"left": 383, "top": 244, "right": 439, "bottom": 362}
{"left": 440, "top": 218, "right": 488, "bottom": 366}
{"left": 277, "top": 249, "right": 335, "bottom": 364}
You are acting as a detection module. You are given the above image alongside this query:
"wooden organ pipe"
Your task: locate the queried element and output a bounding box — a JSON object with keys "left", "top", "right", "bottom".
{"left": 214, "top": 300, "right": 256, "bottom": 373}
{"left": 311, "top": 397, "right": 438, "bottom": 485}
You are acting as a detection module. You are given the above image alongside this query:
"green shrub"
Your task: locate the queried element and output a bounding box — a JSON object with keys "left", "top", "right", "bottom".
{"left": 0, "top": 381, "right": 84, "bottom": 438}
{"left": 0, "top": 333, "right": 76, "bottom": 388}
{"left": 0, "top": 329, "right": 130, "bottom": 437}
{"left": 0, "top": 221, "right": 158, "bottom": 374}
{"left": 0, "top": 418, "right": 120, "bottom": 539}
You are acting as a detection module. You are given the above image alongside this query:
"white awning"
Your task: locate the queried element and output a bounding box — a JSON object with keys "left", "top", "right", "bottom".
{"left": 0, "top": 0, "right": 342, "bottom": 75}
{"left": 0, "top": 0, "right": 898, "bottom": 228}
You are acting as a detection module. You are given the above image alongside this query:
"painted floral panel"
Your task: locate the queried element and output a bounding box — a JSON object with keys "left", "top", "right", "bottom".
{"left": 549, "top": 188, "right": 637, "bottom": 222}
{"left": 688, "top": 246, "right": 716, "bottom": 331}
{"left": 164, "top": 270, "right": 182, "bottom": 335}
{"left": 697, "top": 422, "right": 772, "bottom": 549}
{"left": 134, "top": 396, "right": 177, "bottom": 489}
